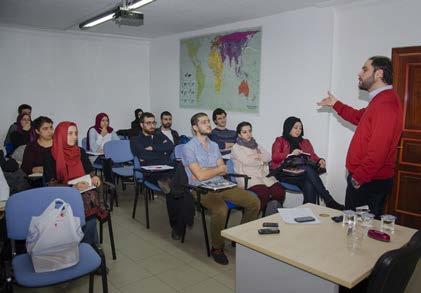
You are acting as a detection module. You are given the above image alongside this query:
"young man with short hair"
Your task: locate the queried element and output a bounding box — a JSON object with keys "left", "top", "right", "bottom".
{"left": 156, "top": 111, "right": 180, "bottom": 145}
{"left": 182, "top": 112, "right": 260, "bottom": 265}
{"left": 210, "top": 108, "right": 237, "bottom": 154}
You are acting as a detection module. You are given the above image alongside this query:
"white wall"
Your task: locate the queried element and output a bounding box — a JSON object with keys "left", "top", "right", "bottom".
{"left": 0, "top": 27, "right": 150, "bottom": 143}
{"left": 326, "top": 0, "right": 421, "bottom": 201}
{"left": 150, "top": 7, "right": 335, "bottom": 160}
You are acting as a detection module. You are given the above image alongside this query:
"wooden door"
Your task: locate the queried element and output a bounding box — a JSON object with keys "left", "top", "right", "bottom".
{"left": 386, "top": 46, "right": 421, "bottom": 229}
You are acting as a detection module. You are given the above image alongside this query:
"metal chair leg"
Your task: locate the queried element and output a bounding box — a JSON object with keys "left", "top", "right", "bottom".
{"left": 224, "top": 209, "right": 232, "bottom": 229}
{"left": 89, "top": 273, "right": 94, "bottom": 293}
{"left": 145, "top": 188, "right": 150, "bottom": 229}
{"left": 132, "top": 183, "right": 140, "bottom": 219}
{"left": 107, "top": 215, "right": 117, "bottom": 260}
{"left": 201, "top": 206, "right": 211, "bottom": 257}
{"left": 99, "top": 221, "right": 103, "bottom": 244}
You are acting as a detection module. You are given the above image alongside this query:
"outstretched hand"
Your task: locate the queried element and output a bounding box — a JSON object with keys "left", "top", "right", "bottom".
{"left": 317, "top": 91, "right": 338, "bottom": 107}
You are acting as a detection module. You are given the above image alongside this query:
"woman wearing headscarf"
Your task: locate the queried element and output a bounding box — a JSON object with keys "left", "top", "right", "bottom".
{"left": 231, "top": 122, "right": 285, "bottom": 212}
{"left": 44, "top": 121, "right": 107, "bottom": 245}
{"left": 271, "top": 116, "right": 343, "bottom": 210}
{"left": 86, "top": 112, "right": 119, "bottom": 155}
{"left": 10, "top": 113, "right": 33, "bottom": 152}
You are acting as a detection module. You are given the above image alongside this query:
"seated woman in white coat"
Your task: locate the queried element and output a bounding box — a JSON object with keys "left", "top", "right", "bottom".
{"left": 231, "top": 122, "right": 285, "bottom": 211}
{"left": 86, "top": 112, "right": 119, "bottom": 163}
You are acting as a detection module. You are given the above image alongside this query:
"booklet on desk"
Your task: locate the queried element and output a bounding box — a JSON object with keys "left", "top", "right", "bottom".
{"left": 67, "top": 175, "right": 96, "bottom": 193}
{"left": 277, "top": 207, "right": 320, "bottom": 224}
{"left": 141, "top": 165, "right": 174, "bottom": 171}
{"left": 199, "top": 178, "right": 237, "bottom": 191}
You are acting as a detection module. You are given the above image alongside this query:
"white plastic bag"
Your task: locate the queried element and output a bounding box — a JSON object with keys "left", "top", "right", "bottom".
{"left": 26, "top": 198, "right": 84, "bottom": 272}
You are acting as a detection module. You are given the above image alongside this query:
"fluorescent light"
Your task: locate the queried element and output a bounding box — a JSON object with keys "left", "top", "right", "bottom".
{"left": 128, "top": 0, "right": 156, "bottom": 10}
{"left": 83, "top": 13, "right": 115, "bottom": 28}
{"left": 79, "top": 8, "right": 119, "bottom": 29}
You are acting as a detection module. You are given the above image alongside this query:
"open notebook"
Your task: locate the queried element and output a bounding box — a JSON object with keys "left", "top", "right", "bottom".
{"left": 68, "top": 175, "right": 96, "bottom": 193}
{"left": 199, "top": 178, "right": 236, "bottom": 191}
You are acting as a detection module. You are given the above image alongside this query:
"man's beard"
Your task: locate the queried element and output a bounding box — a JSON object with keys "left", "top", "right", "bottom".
{"left": 358, "top": 74, "right": 375, "bottom": 91}
{"left": 162, "top": 123, "right": 172, "bottom": 129}
{"left": 198, "top": 128, "right": 211, "bottom": 135}
{"left": 144, "top": 128, "right": 155, "bottom": 135}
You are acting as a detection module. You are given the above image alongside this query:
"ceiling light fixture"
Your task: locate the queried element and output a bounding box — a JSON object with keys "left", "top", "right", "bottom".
{"left": 79, "top": 0, "right": 156, "bottom": 30}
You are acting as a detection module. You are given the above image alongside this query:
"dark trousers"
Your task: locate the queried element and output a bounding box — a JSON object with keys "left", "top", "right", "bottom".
{"left": 280, "top": 165, "right": 333, "bottom": 204}
{"left": 165, "top": 193, "right": 195, "bottom": 235}
{"left": 248, "top": 183, "right": 285, "bottom": 210}
{"left": 345, "top": 174, "right": 393, "bottom": 217}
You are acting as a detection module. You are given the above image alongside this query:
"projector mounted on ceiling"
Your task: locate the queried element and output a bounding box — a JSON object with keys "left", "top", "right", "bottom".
{"left": 79, "top": 0, "right": 154, "bottom": 30}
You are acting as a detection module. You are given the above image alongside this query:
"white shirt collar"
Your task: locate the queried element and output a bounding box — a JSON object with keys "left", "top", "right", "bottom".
{"left": 368, "top": 85, "right": 393, "bottom": 100}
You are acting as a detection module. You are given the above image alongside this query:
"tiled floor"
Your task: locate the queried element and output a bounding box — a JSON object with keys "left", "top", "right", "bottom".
{"left": 14, "top": 185, "right": 241, "bottom": 292}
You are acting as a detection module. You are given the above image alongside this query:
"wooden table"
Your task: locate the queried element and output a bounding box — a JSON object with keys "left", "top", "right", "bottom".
{"left": 221, "top": 203, "right": 417, "bottom": 293}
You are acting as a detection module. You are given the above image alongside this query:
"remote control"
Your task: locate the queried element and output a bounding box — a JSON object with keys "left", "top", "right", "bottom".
{"left": 258, "top": 228, "right": 280, "bottom": 235}
{"left": 263, "top": 222, "right": 279, "bottom": 227}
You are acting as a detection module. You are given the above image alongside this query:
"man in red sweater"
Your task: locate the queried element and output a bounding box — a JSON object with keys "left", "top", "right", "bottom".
{"left": 318, "top": 56, "right": 403, "bottom": 216}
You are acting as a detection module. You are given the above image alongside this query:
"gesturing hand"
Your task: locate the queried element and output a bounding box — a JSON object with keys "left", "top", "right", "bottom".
{"left": 317, "top": 91, "right": 338, "bottom": 107}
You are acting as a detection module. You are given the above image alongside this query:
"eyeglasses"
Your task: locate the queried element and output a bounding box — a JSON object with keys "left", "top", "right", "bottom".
{"left": 144, "top": 121, "right": 157, "bottom": 126}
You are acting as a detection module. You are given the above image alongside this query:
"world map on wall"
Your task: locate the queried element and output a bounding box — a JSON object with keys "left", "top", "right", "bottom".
{"left": 180, "top": 28, "right": 261, "bottom": 113}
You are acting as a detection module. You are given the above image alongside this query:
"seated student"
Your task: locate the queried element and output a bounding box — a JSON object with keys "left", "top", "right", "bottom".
{"left": 9, "top": 113, "right": 33, "bottom": 161}
{"left": 4, "top": 104, "right": 32, "bottom": 152}
{"left": 86, "top": 113, "right": 119, "bottom": 164}
{"left": 44, "top": 121, "right": 105, "bottom": 246}
{"left": 183, "top": 113, "right": 260, "bottom": 265}
{"left": 156, "top": 111, "right": 180, "bottom": 145}
{"left": 21, "top": 116, "right": 53, "bottom": 176}
{"left": 271, "top": 116, "right": 343, "bottom": 210}
{"left": 130, "top": 112, "right": 184, "bottom": 237}
{"left": 209, "top": 108, "right": 237, "bottom": 154}
{"left": 131, "top": 108, "right": 144, "bottom": 130}
{"left": 231, "top": 122, "right": 285, "bottom": 211}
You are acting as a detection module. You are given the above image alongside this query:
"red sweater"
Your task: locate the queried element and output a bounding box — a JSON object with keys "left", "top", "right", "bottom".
{"left": 333, "top": 89, "right": 403, "bottom": 185}
{"left": 271, "top": 137, "right": 320, "bottom": 169}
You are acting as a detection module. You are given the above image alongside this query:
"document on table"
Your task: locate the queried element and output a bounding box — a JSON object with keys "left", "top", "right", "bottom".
{"left": 141, "top": 165, "right": 174, "bottom": 171}
{"left": 277, "top": 207, "right": 321, "bottom": 224}
{"left": 68, "top": 175, "right": 96, "bottom": 193}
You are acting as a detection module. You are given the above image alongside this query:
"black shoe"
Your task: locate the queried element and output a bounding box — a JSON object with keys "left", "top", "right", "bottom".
{"left": 326, "top": 199, "right": 345, "bottom": 211}
{"left": 211, "top": 248, "right": 229, "bottom": 265}
{"left": 171, "top": 229, "right": 181, "bottom": 241}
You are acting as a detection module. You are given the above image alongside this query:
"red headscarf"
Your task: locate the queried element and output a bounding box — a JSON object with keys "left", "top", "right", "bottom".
{"left": 51, "top": 121, "right": 85, "bottom": 183}
{"left": 86, "top": 113, "right": 113, "bottom": 151}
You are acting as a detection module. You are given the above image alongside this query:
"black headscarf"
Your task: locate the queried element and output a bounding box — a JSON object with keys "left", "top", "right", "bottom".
{"left": 131, "top": 108, "right": 143, "bottom": 129}
{"left": 282, "top": 116, "right": 304, "bottom": 151}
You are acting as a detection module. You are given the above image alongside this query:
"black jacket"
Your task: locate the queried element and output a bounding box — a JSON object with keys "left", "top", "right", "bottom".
{"left": 156, "top": 127, "right": 180, "bottom": 146}
{"left": 130, "top": 131, "right": 174, "bottom": 166}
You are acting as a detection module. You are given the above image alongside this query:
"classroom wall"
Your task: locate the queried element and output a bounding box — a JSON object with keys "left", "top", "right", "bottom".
{"left": 0, "top": 26, "right": 151, "bottom": 144}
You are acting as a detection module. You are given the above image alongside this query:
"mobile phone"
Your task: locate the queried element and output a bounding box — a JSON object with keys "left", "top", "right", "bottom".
{"left": 331, "top": 215, "right": 343, "bottom": 223}
{"left": 258, "top": 228, "right": 280, "bottom": 235}
{"left": 263, "top": 222, "right": 279, "bottom": 227}
{"left": 294, "top": 216, "right": 315, "bottom": 223}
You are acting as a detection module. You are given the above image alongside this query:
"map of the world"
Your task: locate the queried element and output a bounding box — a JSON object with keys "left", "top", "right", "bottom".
{"left": 180, "top": 28, "right": 261, "bottom": 113}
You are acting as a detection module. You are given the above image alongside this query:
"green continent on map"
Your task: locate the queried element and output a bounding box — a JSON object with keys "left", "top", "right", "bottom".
{"left": 183, "top": 39, "right": 205, "bottom": 101}
{"left": 208, "top": 47, "right": 224, "bottom": 94}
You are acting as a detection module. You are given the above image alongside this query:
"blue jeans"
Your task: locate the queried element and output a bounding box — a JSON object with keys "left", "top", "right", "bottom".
{"left": 82, "top": 218, "right": 99, "bottom": 246}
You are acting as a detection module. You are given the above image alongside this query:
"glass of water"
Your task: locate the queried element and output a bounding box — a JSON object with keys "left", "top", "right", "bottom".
{"left": 381, "top": 215, "right": 397, "bottom": 232}
{"left": 360, "top": 213, "right": 374, "bottom": 227}
{"left": 343, "top": 210, "right": 356, "bottom": 227}
{"left": 356, "top": 206, "right": 370, "bottom": 221}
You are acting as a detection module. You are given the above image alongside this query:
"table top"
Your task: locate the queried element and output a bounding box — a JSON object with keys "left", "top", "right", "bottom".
{"left": 221, "top": 203, "right": 417, "bottom": 288}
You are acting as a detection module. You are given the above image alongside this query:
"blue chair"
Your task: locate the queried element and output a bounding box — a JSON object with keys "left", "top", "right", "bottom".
{"left": 103, "top": 140, "right": 134, "bottom": 191}
{"left": 279, "top": 182, "right": 320, "bottom": 205}
{"left": 132, "top": 156, "right": 163, "bottom": 229}
{"left": 81, "top": 137, "right": 103, "bottom": 173}
{"left": 5, "top": 187, "right": 108, "bottom": 292}
{"left": 174, "top": 144, "right": 185, "bottom": 160}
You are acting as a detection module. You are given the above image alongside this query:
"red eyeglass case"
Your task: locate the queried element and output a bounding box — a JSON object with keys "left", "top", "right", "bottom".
{"left": 368, "top": 229, "right": 390, "bottom": 242}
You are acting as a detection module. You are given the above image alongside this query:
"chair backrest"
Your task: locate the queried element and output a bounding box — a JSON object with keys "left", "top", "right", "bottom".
{"left": 133, "top": 156, "right": 144, "bottom": 180}
{"left": 5, "top": 187, "right": 85, "bottom": 240}
{"left": 81, "top": 137, "right": 87, "bottom": 150}
{"left": 103, "top": 140, "right": 134, "bottom": 163}
{"left": 174, "top": 144, "right": 185, "bottom": 160}
{"left": 367, "top": 237, "right": 421, "bottom": 293}
{"left": 408, "top": 229, "right": 421, "bottom": 250}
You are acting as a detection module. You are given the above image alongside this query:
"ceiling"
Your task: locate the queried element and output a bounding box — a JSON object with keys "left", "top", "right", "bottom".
{"left": 0, "top": 0, "right": 363, "bottom": 39}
